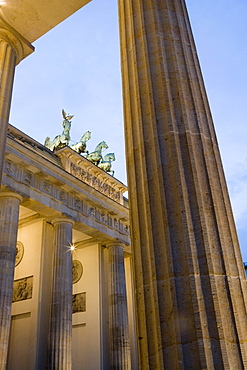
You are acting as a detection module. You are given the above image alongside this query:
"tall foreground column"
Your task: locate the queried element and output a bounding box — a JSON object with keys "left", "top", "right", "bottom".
{"left": 0, "top": 26, "right": 33, "bottom": 185}
{"left": 107, "top": 243, "right": 131, "bottom": 369}
{"left": 47, "top": 218, "right": 74, "bottom": 370}
{"left": 0, "top": 192, "right": 22, "bottom": 370}
{"left": 118, "top": 0, "right": 247, "bottom": 368}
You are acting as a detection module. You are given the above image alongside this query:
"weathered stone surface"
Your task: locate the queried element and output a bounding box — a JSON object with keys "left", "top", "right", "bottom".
{"left": 0, "top": 37, "right": 18, "bottom": 186}
{"left": 0, "top": 24, "right": 33, "bottom": 185}
{"left": 0, "top": 192, "right": 22, "bottom": 370}
{"left": 47, "top": 218, "right": 74, "bottom": 369}
{"left": 118, "top": 0, "right": 247, "bottom": 368}
{"left": 107, "top": 243, "right": 131, "bottom": 369}
{"left": 3, "top": 124, "right": 130, "bottom": 246}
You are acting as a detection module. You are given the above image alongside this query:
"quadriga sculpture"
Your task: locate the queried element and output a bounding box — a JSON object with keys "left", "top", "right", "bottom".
{"left": 85, "top": 141, "right": 108, "bottom": 165}
{"left": 98, "top": 153, "right": 116, "bottom": 176}
{"left": 70, "top": 131, "right": 91, "bottom": 154}
{"left": 44, "top": 109, "right": 73, "bottom": 151}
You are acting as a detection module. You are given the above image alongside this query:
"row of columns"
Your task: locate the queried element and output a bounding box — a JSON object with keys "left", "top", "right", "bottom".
{"left": 0, "top": 191, "right": 131, "bottom": 369}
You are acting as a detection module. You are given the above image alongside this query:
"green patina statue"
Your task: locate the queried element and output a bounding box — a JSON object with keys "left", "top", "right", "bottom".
{"left": 70, "top": 131, "right": 91, "bottom": 154}
{"left": 98, "top": 153, "right": 116, "bottom": 177}
{"left": 44, "top": 109, "right": 73, "bottom": 151}
{"left": 85, "top": 141, "right": 108, "bottom": 165}
{"left": 44, "top": 110, "right": 116, "bottom": 176}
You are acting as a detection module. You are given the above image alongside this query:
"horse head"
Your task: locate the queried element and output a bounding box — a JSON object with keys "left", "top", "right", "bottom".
{"left": 95, "top": 141, "right": 108, "bottom": 152}
{"left": 104, "top": 153, "right": 116, "bottom": 162}
{"left": 81, "top": 131, "right": 91, "bottom": 142}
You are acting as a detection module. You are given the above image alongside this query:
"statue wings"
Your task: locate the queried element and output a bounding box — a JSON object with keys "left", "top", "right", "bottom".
{"left": 62, "top": 109, "right": 74, "bottom": 121}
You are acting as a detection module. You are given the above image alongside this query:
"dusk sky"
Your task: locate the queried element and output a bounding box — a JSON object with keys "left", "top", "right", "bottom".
{"left": 9, "top": 0, "right": 247, "bottom": 259}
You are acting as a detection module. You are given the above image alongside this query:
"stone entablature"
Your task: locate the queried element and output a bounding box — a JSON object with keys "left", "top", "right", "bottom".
{"left": 56, "top": 146, "right": 127, "bottom": 205}
{"left": 3, "top": 125, "right": 130, "bottom": 245}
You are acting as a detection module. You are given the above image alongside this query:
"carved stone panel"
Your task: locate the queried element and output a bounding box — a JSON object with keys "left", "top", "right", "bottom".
{"left": 12, "top": 276, "right": 33, "bottom": 302}
{"left": 72, "top": 292, "right": 86, "bottom": 313}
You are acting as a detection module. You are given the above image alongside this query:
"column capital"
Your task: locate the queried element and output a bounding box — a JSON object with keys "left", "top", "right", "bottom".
{"left": 0, "top": 17, "right": 34, "bottom": 64}
{"left": 106, "top": 241, "right": 126, "bottom": 249}
{"left": 51, "top": 217, "right": 75, "bottom": 227}
{"left": 0, "top": 191, "right": 22, "bottom": 203}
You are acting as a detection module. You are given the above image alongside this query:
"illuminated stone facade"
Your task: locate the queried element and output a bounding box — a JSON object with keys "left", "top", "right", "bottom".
{"left": 0, "top": 0, "right": 246, "bottom": 368}
{"left": 1, "top": 124, "right": 136, "bottom": 369}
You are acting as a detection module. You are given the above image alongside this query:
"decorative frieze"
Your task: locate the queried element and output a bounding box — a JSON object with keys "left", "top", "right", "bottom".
{"left": 23, "top": 170, "right": 33, "bottom": 185}
{"left": 59, "top": 190, "right": 67, "bottom": 202}
{"left": 88, "top": 206, "right": 96, "bottom": 219}
{"left": 101, "top": 212, "right": 108, "bottom": 224}
{"left": 70, "top": 162, "right": 121, "bottom": 202}
{"left": 4, "top": 160, "right": 15, "bottom": 176}
{"left": 43, "top": 180, "right": 52, "bottom": 194}
{"left": 74, "top": 196, "right": 82, "bottom": 211}
{"left": 3, "top": 159, "right": 130, "bottom": 237}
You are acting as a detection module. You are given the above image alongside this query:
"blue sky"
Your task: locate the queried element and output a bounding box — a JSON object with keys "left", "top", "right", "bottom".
{"left": 9, "top": 0, "right": 247, "bottom": 260}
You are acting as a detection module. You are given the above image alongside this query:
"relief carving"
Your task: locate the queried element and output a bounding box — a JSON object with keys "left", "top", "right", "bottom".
{"left": 5, "top": 160, "right": 14, "bottom": 175}
{"left": 101, "top": 213, "right": 108, "bottom": 224}
{"left": 72, "top": 260, "right": 83, "bottom": 284}
{"left": 15, "top": 241, "right": 24, "bottom": 266}
{"left": 70, "top": 162, "right": 121, "bottom": 203}
{"left": 24, "top": 170, "right": 33, "bottom": 184}
{"left": 88, "top": 206, "right": 95, "bottom": 218}
{"left": 12, "top": 276, "right": 33, "bottom": 302}
{"left": 72, "top": 292, "right": 86, "bottom": 314}
{"left": 59, "top": 190, "right": 66, "bottom": 201}
{"left": 74, "top": 197, "right": 82, "bottom": 210}
{"left": 43, "top": 181, "right": 52, "bottom": 193}
{"left": 124, "top": 225, "right": 130, "bottom": 235}
{"left": 114, "top": 218, "right": 119, "bottom": 229}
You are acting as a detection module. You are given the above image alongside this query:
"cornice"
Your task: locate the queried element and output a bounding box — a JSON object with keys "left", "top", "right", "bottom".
{"left": 3, "top": 133, "right": 130, "bottom": 244}
{"left": 0, "top": 16, "right": 34, "bottom": 64}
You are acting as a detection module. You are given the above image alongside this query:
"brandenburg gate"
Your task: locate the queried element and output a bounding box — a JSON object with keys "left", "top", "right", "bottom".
{"left": 0, "top": 0, "right": 246, "bottom": 369}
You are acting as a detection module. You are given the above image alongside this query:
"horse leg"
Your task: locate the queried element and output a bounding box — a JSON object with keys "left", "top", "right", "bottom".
{"left": 44, "top": 137, "right": 51, "bottom": 147}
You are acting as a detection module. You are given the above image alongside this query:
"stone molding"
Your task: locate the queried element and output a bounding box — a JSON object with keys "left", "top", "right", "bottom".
{"left": 0, "top": 191, "right": 23, "bottom": 203}
{"left": 3, "top": 157, "right": 130, "bottom": 237}
{"left": 0, "top": 27, "right": 23, "bottom": 64}
{"left": 56, "top": 146, "right": 127, "bottom": 205}
{"left": 51, "top": 217, "right": 75, "bottom": 226}
{"left": 3, "top": 134, "right": 130, "bottom": 244}
{"left": 0, "top": 17, "right": 34, "bottom": 64}
{"left": 106, "top": 242, "right": 125, "bottom": 249}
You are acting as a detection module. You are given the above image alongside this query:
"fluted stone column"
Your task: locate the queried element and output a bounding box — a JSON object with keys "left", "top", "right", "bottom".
{"left": 0, "top": 191, "right": 22, "bottom": 370}
{"left": 47, "top": 218, "right": 74, "bottom": 370}
{"left": 0, "top": 28, "right": 26, "bottom": 185}
{"left": 107, "top": 243, "right": 131, "bottom": 369}
{"left": 118, "top": 0, "right": 247, "bottom": 368}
